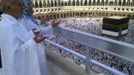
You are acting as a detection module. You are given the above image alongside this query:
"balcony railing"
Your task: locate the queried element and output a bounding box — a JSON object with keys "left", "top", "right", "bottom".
{"left": 45, "top": 26, "right": 134, "bottom": 75}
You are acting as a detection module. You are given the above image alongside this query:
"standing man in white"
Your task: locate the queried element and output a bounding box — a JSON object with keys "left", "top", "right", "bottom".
{"left": 0, "top": 0, "right": 48, "bottom": 75}
{"left": 19, "top": 0, "right": 60, "bottom": 75}
{"left": 19, "top": 0, "right": 60, "bottom": 39}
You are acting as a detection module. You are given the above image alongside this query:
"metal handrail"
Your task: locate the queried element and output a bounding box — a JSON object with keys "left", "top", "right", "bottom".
{"left": 54, "top": 26, "right": 134, "bottom": 62}
{"left": 45, "top": 39, "right": 127, "bottom": 75}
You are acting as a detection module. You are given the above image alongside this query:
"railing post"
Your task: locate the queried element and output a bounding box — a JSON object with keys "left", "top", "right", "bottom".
{"left": 85, "top": 46, "right": 92, "bottom": 75}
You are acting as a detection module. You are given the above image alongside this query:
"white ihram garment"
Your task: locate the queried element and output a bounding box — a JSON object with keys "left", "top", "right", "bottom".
{"left": 0, "top": 14, "right": 47, "bottom": 75}
{"left": 19, "top": 16, "right": 53, "bottom": 75}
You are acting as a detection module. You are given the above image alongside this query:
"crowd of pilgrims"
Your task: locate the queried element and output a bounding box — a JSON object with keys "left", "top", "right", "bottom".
{"left": 58, "top": 17, "right": 133, "bottom": 42}
{"left": 44, "top": 17, "right": 133, "bottom": 75}
{"left": 60, "top": 17, "right": 102, "bottom": 35}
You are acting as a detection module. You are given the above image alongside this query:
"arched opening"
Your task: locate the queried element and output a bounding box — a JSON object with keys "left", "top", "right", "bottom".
{"left": 76, "top": 12, "right": 79, "bottom": 16}
{"left": 38, "top": 16, "right": 41, "bottom": 20}
{"left": 97, "top": 0, "right": 100, "bottom": 5}
{"left": 64, "top": 13, "right": 66, "bottom": 18}
{"left": 61, "top": 1, "right": 64, "bottom": 6}
{"left": 70, "top": 13, "right": 72, "bottom": 17}
{"left": 80, "top": 12, "right": 83, "bottom": 17}
{"left": 43, "top": 1, "right": 46, "bottom": 7}
{"left": 92, "top": 0, "right": 96, "bottom": 5}
{"left": 39, "top": 1, "right": 42, "bottom": 8}
{"left": 122, "top": 0, "right": 126, "bottom": 6}
{"left": 68, "top": 0, "right": 71, "bottom": 6}
{"left": 53, "top": 14, "right": 56, "bottom": 18}
{"left": 109, "top": 1, "right": 113, "bottom": 6}
{"left": 47, "top": 1, "right": 50, "bottom": 7}
{"left": 88, "top": 0, "right": 91, "bottom": 6}
{"left": 118, "top": 8, "right": 120, "bottom": 11}
{"left": 57, "top": 14, "right": 59, "bottom": 18}
{"left": 101, "top": 0, "right": 104, "bottom": 5}
{"left": 58, "top": 0, "right": 61, "bottom": 6}
{"left": 67, "top": 13, "right": 69, "bottom": 17}
{"left": 81, "top": 0, "right": 83, "bottom": 6}
{"left": 51, "top": 0, "right": 54, "bottom": 7}
{"left": 54, "top": 0, "right": 57, "bottom": 6}
{"left": 61, "top": 14, "right": 63, "bottom": 18}
{"left": 84, "top": 12, "right": 87, "bottom": 16}
{"left": 84, "top": 0, "right": 87, "bottom": 6}
{"left": 127, "top": 0, "right": 130, "bottom": 6}
{"left": 131, "top": 9, "right": 133, "bottom": 12}
{"left": 76, "top": 0, "right": 79, "bottom": 6}
{"left": 115, "top": 0, "right": 118, "bottom": 6}
{"left": 65, "top": 2, "right": 68, "bottom": 6}
{"left": 35, "top": 1, "right": 38, "bottom": 8}
{"left": 105, "top": 0, "right": 108, "bottom": 5}
{"left": 118, "top": 0, "right": 122, "bottom": 6}
{"left": 72, "top": 0, "right": 75, "bottom": 6}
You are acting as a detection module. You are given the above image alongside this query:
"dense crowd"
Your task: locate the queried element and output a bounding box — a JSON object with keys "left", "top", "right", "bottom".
{"left": 58, "top": 17, "right": 134, "bottom": 43}
{"left": 46, "top": 17, "right": 134, "bottom": 75}
{"left": 47, "top": 34, "right": 132, "bottom": 75}
{"left": 60, "top": 17, "right": 102, "bottom": 35}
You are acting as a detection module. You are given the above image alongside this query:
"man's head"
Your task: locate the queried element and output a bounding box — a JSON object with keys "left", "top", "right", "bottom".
{"left": 1, "top": 0, "right": 23, "bottom": 19}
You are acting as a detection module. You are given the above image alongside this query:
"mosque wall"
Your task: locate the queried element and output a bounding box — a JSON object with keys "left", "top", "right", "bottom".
{"left": 33, "top": 0, "right": 134, "bottom": 7}
{"left": 32, "top": 0, "right": 134, "bottom": 20}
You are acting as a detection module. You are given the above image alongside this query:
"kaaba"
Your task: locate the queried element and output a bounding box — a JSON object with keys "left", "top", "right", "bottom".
{"left": 102, "top": 16, "right": 130, "bottom": 37}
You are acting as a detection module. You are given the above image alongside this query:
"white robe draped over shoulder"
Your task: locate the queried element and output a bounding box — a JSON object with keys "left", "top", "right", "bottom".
{"left": 0, "top": 14, "right": 46, "bottom": 75}
{"left": 19, "top": 15, "right": 50, "bottom": 75}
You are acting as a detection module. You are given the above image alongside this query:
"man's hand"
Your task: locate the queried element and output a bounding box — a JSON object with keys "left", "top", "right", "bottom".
{"left": 41, "top": 16, "right": 52, "bottom": 24}
{"left": 52, "top": 20, "right": 60, "bottom": 27}
{"left": 32, "top": 28, "right": 41, "bottom": 35}
{"left": 34, "top": 35, "right": 45, "bottom": 43}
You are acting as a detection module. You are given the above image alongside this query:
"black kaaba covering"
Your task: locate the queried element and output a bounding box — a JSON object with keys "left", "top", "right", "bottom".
{"left": 103, "top": 16, "right": 130, "bottom": 25}
{"left": 102, "top": 16, "right": 130, "bottom": 32}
